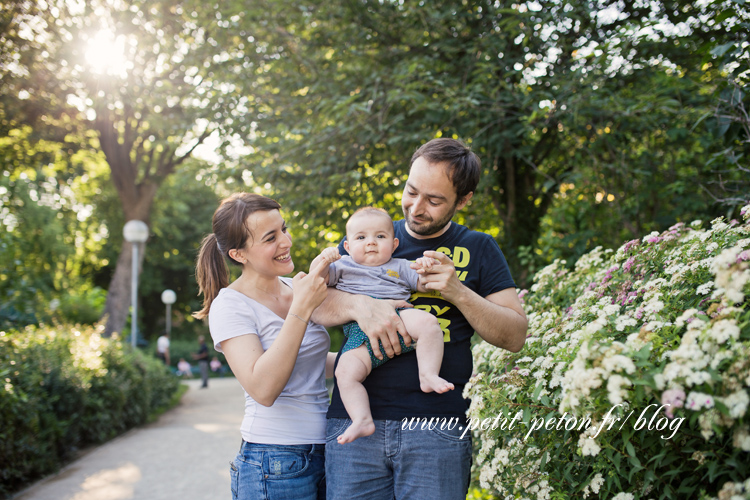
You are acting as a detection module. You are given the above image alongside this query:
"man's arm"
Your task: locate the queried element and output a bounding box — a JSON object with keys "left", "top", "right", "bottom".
{"left": 310, "top": 289, "right": 413, "bottom": 359}
{"left": 416, "top": 251, "right": 527, "bottom": 352}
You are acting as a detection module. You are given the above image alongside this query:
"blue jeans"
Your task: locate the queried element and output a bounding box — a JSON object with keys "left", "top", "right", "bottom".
{"left": 230, "top": 442, "right": 326, "bottom": 500}
{"left": 325, "top": 418, "right": 472, "bottom": 500}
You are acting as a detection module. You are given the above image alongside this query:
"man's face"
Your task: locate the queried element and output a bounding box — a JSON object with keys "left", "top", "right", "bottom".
{"left": 401, "top": 157, "right": 470, "bottom": 238}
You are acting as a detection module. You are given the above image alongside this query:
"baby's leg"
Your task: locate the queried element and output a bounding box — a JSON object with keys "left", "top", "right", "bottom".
{"left": 399, "top": 309, "right": 454, "bottom": 394}
{"left": 335, "top": 346, "right": 376, "bottom": 444}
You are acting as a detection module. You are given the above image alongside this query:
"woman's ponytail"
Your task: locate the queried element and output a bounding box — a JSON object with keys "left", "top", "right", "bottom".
{"left": 193, "top": 233, "right": 229, "bottom": 320}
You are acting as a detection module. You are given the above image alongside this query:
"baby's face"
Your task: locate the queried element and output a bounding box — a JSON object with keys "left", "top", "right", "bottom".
{"left": 344, "top": 213, "right": 398, "bottom": 267}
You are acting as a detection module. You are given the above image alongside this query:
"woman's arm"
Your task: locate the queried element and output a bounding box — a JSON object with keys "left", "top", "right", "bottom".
{"left": 221, "top": 258, "right": 331, "bottom": 406}
{"left": 221, "top": 315, "right": 309, "bottom": 406}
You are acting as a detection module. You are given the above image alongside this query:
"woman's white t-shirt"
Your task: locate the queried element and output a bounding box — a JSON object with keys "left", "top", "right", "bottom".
{"left": 208, "top": 278, "right": 330, "bottom": 444}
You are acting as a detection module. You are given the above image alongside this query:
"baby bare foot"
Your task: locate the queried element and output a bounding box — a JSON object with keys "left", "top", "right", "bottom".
{"left": 420, "top": 375, "right": 455, "bottom": 394}
{"left": 337, "top": 420, "right": 376, "bottom": 444}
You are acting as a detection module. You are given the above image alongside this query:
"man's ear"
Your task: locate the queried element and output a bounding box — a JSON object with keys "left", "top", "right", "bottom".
{"left": 392, "top": 238, "right": 400, "bottom": 252}
{"left": 456, "top": 191, "right": 474, "bottom": 211}
{"left": 343, "top": 240, "right": 350, "bottom": 253}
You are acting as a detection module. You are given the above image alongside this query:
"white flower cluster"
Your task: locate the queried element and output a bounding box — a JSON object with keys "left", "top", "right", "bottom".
{"left": 708, "top": 477, "right": 750, "bottom": 500}
{"left": 711, "top": 246, "right": 750, "bottom": 304}
{"left": 561, "top": 340, "right": 636, "bottom": 415}
{"left": 475, "top": 435, "right": 550, "bottom": 498}
{"left": 582, "top": 473, "right": 605, "bottom": 498}
{"left": 574, "top": 246, "right": 607, "bottom": 272}
{"left": 612, "top": 493, "right": 635, "bottom": 500}
{"left": 467, "top": 213, "right": 750, "bottom": 498}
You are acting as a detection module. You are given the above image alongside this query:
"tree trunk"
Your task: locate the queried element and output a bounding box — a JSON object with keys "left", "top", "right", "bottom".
{"left": 102, "top": 240, "right": 147, "bottom": 337}
{"left": 101, "top": 187, "right": 157, "bottom": 337}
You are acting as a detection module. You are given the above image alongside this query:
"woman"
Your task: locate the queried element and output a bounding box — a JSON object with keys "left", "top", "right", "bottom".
{"left": 193, "top": 193, "right": 337, "bottom": 500}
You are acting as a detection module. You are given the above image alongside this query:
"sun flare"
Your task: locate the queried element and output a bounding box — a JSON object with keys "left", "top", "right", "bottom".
{"left": 84, "top": 30, "right": 130, "bottom": 77}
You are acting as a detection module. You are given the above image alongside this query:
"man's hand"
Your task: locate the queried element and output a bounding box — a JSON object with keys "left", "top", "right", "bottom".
{"left": 355, "top": 296, "right": 413, "bottom": 360}
{"left": 413, "top": 251, "right": 465, "bottom": 302}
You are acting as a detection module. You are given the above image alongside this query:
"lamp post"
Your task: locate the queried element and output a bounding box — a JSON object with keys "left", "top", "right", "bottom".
{"left": 123, "top": 220, "right": 149, "bottom": 349}
{"left": 161, "top": 289, "right": 176, "bottom": 335}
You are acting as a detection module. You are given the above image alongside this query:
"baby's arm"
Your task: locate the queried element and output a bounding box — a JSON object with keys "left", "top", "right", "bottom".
{"left": 309, "top": 247, "right": 341, "bottom": 285}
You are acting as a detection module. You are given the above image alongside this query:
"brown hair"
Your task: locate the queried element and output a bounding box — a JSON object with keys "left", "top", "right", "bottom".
{"left": 410, "top": 138, "right": 481, "bottom": 201}
{"left": 346, "top": 207, "right": 394, "bottom": 235}
{"left": 193, "top": 193, "right": 281, "bottom": 320}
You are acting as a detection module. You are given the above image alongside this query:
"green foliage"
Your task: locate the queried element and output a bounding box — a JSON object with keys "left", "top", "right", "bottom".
{"left": 0, "top": 124, "right": 111, "bottom": 330}
{"left": 0, "top": 323, "right": 180, "bottom": 498}
{"left": 55, "top": 286, "right": 108, "bottom": 325}
{"left": 466, "top": 203, "right": 750, "bottom": 498}
{"left": 202, "top": 0, "right": 748, "bottom": 284}
{"left": 90, "top": 160, "right": 220, "bottom": 341}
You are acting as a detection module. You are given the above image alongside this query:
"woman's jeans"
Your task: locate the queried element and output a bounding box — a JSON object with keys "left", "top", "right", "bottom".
{"left": 230, "top": 442, "right": 325, "bottom": 500}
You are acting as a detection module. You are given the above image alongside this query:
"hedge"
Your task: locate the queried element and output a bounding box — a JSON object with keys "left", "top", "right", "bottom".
{"left": 466, "top": 204, "right": 750, "bottom": 499}
{"left": 0, "top": 323, "right": 180, "bottom": 498}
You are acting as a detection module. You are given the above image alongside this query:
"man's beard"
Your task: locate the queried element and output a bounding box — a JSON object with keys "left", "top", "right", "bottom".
{"left": 404, "top": 204, "right": 458, "bottom": 236}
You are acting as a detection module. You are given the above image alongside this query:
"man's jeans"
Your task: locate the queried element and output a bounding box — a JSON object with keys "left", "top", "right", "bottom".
{"left": 325, "top": 418, "right": 472, "bottom": 500}
{"left": 230, "top": 442, "right": 325, "bottom": 500}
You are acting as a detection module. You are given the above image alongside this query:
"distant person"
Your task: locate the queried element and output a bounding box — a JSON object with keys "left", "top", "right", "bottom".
{"left": 311, "top": 207, "right": 453, "bottom": 444}
{"left": 156, "top": 331, "right": 170, "bottom": 366}
{"left": 176, "top": 358, "right": 192, "bottom": 378}
{"left": 193, "top": 192, "right": 345, "bottom": 500}
{"left": 210, "top": 356, "right": 223, "bottom": 374}
{"left": 193, "top": 335, "right": 210, "bottom": 388}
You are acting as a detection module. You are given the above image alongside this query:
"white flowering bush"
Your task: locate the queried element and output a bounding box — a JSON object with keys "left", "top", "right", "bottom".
{"left": 466, "top": 204, "right": 750, "bottom": 499}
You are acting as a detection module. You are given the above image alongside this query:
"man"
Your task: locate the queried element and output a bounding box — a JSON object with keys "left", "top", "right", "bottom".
{"left": 315, "top": 138, "right": 527, "bottom": 500}
{"left": 193, "top": 335, "right": 210, "bottom": 388}
{"left": 156, "top": 331, "right": 170, "bottom": 367}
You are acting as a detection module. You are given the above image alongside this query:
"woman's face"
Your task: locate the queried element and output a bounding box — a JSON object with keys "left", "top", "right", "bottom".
{"left": 239, "top": 209, "right": 294, "bottom": 277}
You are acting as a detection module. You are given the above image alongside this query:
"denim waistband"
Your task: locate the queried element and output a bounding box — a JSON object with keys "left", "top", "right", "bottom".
{"left": 241, "top": 441, "right": 325, "bottom": 455}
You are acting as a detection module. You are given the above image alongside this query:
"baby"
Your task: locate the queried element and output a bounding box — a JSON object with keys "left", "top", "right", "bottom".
{"left": 312, "top": 207, "right": 453, "bottom": 444}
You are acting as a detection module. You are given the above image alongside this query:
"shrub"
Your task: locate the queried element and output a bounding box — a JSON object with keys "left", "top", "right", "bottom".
{"left": 466, "top": 204, "right": 750, "bottom": 499}
{"left": 0, "top": 323, "right": 180, "bottom": 498}
{"left": 55, "top": 286, "right": 107, "bottom": 325}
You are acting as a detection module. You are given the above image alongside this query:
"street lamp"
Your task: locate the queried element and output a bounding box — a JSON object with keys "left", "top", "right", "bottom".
{"left": 123, "top": 220, "right": 149, "bottom": 349}
{"left": 161, "top": 289, "right": 176, "bottom": 335}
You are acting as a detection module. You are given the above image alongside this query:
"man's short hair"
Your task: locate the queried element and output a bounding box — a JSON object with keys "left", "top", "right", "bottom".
{"left": 410, "top": 138, "right": 481, "bottom": 200}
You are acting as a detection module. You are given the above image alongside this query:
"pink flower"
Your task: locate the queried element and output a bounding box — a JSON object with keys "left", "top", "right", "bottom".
{"left": 623, "top": 257, "right": 636, "bottom": 273}
{"left": 737, "top": 250, "right": 750, "bottom": 263}
{"left": 661, "top": 389, "right": 686, "bottom": 418}
{"left": 622, "top": 239, "right": 640, "bottom": 253}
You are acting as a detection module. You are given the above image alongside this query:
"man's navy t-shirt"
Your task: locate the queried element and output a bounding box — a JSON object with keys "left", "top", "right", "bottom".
{"left": 326, "top": 219, "right": 516, "bottom": 422}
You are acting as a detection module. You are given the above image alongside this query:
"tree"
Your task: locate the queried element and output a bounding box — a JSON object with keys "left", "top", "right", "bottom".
{"left": 214, "top": 0, "right": 747, "bottom": 284}
{"left": 3, "top": 0, "right": 248, "bottom": 334}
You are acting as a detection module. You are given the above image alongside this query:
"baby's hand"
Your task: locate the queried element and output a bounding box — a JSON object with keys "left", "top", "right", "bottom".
{"left": 414, "top": 256, "right": 437, "bottom": 273}
{"left": 319, "top": 246, "right": 341, "bottom": 264}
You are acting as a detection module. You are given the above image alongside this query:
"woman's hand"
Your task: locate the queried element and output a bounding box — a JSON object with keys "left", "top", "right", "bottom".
{"left": 290, "top": 257, "right": 333, "bottom": 319}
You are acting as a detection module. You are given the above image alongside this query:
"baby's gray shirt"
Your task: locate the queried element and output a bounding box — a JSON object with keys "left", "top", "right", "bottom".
{"left": 327, "top": 256, "right": 420, "bottom": 300}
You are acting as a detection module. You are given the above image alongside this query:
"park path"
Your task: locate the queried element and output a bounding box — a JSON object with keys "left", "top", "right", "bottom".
{"left": 13, "top": 377, "right": 246, "bottom": 500}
